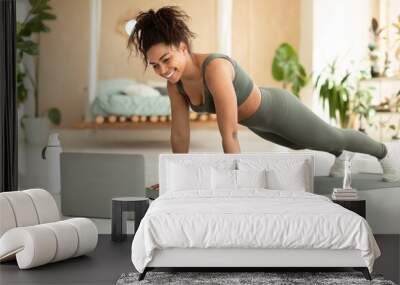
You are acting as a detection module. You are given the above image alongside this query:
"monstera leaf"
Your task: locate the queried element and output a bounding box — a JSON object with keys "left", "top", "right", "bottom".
{"left": 272, "top": 43, "right": 308, "bottom": 97}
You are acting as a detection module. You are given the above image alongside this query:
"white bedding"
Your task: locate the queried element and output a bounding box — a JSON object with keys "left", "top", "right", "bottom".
{"left": 131, "top": 190, "right": 380, "bottom": 273}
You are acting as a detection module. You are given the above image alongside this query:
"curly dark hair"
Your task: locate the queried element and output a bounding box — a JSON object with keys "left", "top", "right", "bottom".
{"left": 127, "top": 6, "right": 196, "bottom": 68}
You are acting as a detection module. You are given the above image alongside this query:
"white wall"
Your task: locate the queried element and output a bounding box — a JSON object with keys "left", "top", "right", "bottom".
{"left": 299, "top": 0, "right": 376, "bottom": 122}
{"left": 299, "top": 0, "right": 314, "bottom": 108}
{"left": 313, "top": 0, "right": 374, "bottom": 74}
{"left": 386, "top": 0, "right": 400, "bottom": 74}
{"left": 217, "top": 0, "right": 232, "bottom": 56}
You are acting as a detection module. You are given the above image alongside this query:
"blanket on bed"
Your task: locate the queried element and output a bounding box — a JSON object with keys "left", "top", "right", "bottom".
{"left": 131, "top": 190, "right": 380, "bottom": 273}
{"left": 90, "top": 79, "right": 171, "bottom": 116}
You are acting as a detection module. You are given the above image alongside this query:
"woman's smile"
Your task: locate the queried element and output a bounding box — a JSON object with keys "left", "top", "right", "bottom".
{"left": 163, "top": 69, "right": 176, "bottom": 79}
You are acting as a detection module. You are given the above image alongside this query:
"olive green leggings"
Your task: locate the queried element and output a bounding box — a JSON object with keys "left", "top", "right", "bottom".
{"left": 239, "top": 87, "right": 387, "bottom": 159}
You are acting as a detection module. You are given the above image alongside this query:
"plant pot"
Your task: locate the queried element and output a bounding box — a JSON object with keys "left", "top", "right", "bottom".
{"left": 23, "top": 117, "right": 50, "bottom": 145}
{"left": 370, "top": 66, "right": 380, "bottom": 78}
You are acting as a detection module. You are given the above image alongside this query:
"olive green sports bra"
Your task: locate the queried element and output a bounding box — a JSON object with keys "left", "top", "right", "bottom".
{"left": 176, "top": 53, "right": 254, "bottom": 114}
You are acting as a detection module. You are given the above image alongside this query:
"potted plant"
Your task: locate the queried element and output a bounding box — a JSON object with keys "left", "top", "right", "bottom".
{"left": 385, "top": 91, "right": 400, "bottom": 140}
{"left": 390, "top": 107, "right": 400, "bottom": 140}
{"left": 272, "top": 43, "right": 309, "bottom": 97}
{"left": 352, "top": 87, "right": 375, "bottom": 133}
{"left": 368, "top": 18, "right": 384, "bottom": 78}
{"left": 17, "top": 0, "right": 61, "bottom": 144}
{"left": 314, "top": 61, "right": 352, "bottom": 128}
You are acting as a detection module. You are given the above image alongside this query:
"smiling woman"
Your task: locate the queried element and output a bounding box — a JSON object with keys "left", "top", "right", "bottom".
{"left": 127, "top": 5, "right": 400, "bottom": 182}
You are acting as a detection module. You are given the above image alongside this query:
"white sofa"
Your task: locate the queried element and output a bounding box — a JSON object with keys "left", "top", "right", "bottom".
{"left": 0, "top": 189, "right": 98, "bottom": 269}
{"left": 310, "top": 140, "right": 400, "bottom": 234}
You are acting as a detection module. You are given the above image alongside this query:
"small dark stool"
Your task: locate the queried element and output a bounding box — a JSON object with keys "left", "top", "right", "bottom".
{"left": 111, "top": 197, "right": 149, "bottom": 242}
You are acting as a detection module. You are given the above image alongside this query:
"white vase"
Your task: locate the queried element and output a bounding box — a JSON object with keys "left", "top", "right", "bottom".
{"left": 23, "top": 117, "right": 50, "bottom": 145}
{"left": 41, "top": 133, "right": 62, "bottom": 194}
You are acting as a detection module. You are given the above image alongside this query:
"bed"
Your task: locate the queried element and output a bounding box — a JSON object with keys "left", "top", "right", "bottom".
{"left": 90, "top": 79, "right": 171, "bottom": 117}
{"left": 131, "top": 153, "right": 380, "bottom": 281}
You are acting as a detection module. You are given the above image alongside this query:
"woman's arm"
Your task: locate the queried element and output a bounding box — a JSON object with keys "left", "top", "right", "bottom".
{"left": 167, "top": 81, "right": 190, "bottom": 153}
{"left": 204, "top": 59, "right": 241, "bottom": 153}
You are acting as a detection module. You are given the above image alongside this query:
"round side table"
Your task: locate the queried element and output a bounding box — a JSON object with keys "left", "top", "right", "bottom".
{"left": 111, "top": 197, "right": 149, "bottom": 242}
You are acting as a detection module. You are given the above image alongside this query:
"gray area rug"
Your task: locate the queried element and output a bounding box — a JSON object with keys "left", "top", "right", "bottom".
{"left": 116, "top": 271, "right": 396, "bottom": 285}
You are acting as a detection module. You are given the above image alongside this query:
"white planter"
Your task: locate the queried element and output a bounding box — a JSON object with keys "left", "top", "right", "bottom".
{"left": 42, "top": 133, "right": 62, "bottom": 194}
{"left": 23, "top": 117, "right": 50, "bottom": 145}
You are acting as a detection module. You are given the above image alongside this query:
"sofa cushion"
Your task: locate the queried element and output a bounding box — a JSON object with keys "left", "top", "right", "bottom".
{"left": 0, "top": 189, "right": 59, "bottom": 237}
{"left": 0, "top": 196, "right": 16, "bottom": 237}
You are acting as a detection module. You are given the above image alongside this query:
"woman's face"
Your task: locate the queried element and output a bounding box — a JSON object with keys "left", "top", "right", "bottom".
{"left": 146, "top": 42, "right": 187, "bottom": 83}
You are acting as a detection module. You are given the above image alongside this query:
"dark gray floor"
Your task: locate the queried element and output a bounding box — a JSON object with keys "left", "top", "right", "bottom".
{"left": 374, "top": 235, "right": 400, "bottom": 284}
{"left": 0, "top": 235, "right": 399, "bottom": 285}
{"left": 0, "top": 235, "right": 134, "bottom": 285}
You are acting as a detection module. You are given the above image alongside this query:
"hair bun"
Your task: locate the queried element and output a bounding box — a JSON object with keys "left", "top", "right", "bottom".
{"left": 127, "top": 6, "right": 196, "bottom": 67}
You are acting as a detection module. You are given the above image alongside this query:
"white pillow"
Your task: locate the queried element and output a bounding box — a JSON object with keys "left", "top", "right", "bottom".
{"left": 211, "top": 168, "right": 237, "bottom": 190}
{"left": 211, "top": 169, "right": 268, "bottom": 190}
{"left": 236, "top": 169, "right": 267, "bottom": 188}
{"left": 237, "top": 159, "right": 310, "bottom": 192}
{"left": 167, "top": 162, "right": 211, "bottom": 191}
{"left": 266, "top": 162, "right": 308, "bottom": 191}
{"left": 123, "top": 83, "right": 161, "bottom": 97}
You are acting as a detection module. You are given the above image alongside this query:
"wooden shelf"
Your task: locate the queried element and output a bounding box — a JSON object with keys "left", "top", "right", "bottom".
{"left": 360, "top": 76, "right": 400, "bottom": 82}
{"left": 72, "top": 120, "right": 220, "bottom": 130}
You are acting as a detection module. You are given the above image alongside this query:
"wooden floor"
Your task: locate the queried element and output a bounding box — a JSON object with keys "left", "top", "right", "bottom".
{"left": 0, "top": 235, "right": 398, "bottom": 285}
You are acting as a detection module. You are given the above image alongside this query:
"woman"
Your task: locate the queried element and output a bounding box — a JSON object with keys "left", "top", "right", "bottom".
{"left": 128, "top": 6, "right": 399, "bottom": 182}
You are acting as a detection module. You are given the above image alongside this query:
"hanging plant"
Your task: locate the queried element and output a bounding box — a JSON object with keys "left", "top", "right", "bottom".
{"left": 272, "top": 43, "right": 309, "bottom": 97}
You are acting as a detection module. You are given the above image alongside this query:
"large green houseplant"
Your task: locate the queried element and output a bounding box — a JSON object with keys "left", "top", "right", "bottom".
{"left": 314, "top": 61, "right": 352, "bottom": 128}
{"left": 272, "top": 43, "right": 309, "bottom": 97}
{"left": 17, "top": 0, "right": 60, "bottom": 143}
